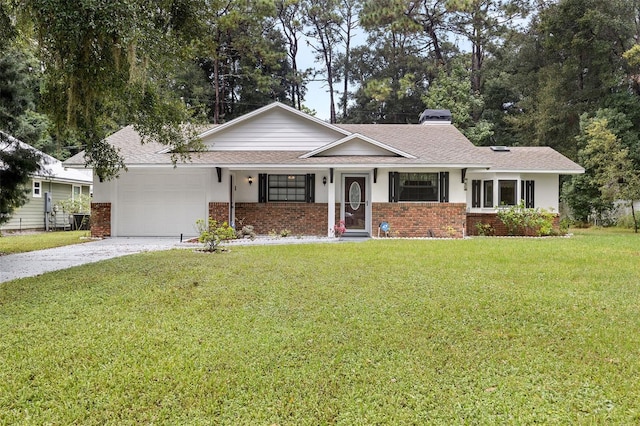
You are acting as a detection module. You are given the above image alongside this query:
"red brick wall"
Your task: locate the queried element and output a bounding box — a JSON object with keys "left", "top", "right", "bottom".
{"left": 208, "top": 202, "right": 230, "bottom": 224}
{"left": 90, "top": 203, "right": 111, "bottom": 238}
{"left": 466, "top": 212, "right": 561, "bottom": 236}
{"left": 372, "top": 202, "right": 467, "bottom": 238}
{"left": 235, "top": 202, "right": 328, "bottom": 235}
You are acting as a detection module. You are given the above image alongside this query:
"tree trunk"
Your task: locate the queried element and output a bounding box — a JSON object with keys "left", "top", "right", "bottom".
{"left": 213, "top": 59, "right": 220, "bottom": 124}
{"left": 632, "top": 200, "right": 638, "bottom": 233}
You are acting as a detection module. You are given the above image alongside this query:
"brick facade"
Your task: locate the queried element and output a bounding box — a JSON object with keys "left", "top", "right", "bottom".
{"left": 372, "top": 202, "right": 467, "bottom": 238}
{"left": 466, "top": 212, "right": 561, "bottom": 236}
{"left": 208, "top": 202, "right": 230, "bottom": 224}
{"left": 234, "top": 202, "right": 328, "bottom": 235}
{"left": 208, "top": 201, "right": 470, "bottom": 237}
{"left": 90, "top": 202, "right": 111, "bottom": 238}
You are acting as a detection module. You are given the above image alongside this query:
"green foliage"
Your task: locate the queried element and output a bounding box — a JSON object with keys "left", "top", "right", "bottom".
{"left": 475, "top": 222, "right": 494, "bottom": 236}
{"left": 422, "top": 59, "right": 494, "bottom": 145}
{"left": 573, "top": 110, "right": 640, "bottom": 232}
{"left": 56, "top": 194, "right": 91, "bottom": 214}
{"left": 195, "top": 218, "right": 236, "bottom": 252}
{"left": 19, "top": 0, "right": 206, "bottom": 181}
{"left": 496, "top": 201, "right": 556, "bottom": 236}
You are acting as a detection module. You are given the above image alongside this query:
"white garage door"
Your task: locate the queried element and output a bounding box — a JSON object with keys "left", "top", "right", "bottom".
{"left": 116, "top": 169, "right": 208, "bottom": 237}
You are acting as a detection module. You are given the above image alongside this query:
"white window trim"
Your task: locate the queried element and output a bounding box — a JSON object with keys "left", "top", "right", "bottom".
{"left": 33, "top": 180, "right": 42, "bottom": 198}
{"left": 72, "top": 185, "right": 82, "bottom": 200}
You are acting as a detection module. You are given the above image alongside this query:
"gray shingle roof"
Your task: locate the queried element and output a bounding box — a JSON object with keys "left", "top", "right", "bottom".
{"left": 64, "top": 105, "right": 583, "bottom": 174}
{"left": 477, "top": 146, "right": 584, "bottom": 173}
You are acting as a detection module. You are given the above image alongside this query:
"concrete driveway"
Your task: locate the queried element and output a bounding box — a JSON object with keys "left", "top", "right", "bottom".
{"left": 0, "top": 237, "right": 187, "bottom": 283}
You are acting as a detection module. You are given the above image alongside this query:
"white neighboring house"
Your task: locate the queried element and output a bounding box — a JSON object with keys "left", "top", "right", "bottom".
{"left": 64, "top": 102, "right": 584, "bottom": 238}
{"left": 1, "top": 132, "right": 92, "bottom": 232}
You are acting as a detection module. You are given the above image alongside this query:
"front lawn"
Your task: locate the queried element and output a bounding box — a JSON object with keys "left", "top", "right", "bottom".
{"left": 1, "top": 231, "right": 639, "bottom": 424}
{"left": 0, "top": 231, "right": 90, "bottom": 255}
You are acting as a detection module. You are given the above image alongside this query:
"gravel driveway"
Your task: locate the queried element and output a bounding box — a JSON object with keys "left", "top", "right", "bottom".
{"left": 0, "top": 238, "right": 187, "bottom": 283}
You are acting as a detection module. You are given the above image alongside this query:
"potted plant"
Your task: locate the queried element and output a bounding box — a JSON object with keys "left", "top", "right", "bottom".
{"left": 334, "top": 220, "right": 346, "bottom": 238}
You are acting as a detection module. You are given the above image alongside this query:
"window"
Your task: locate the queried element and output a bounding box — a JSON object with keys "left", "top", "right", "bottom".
{"left": 266, "top": 174, "right": 315, "bottom": 202}
{"left": 498, "top": 180, "right": 517, "bottom": 206}
{"left": 483, "top": 180, "right": 493, "bottom": 207}
{"left": 398, "top": 172, "right": 438, "bottom": 201}
{"left": 73, "top": 185, "right": 81, "bottom": 199}
{"left": 33, "top": 180, "right": 42, "bottom": 198}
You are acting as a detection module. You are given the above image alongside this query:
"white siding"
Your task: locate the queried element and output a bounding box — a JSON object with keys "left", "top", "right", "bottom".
{"left": 321, "top": 139, "right": 396, "bottom": 156}
{"left": 202, "top": 108, "right": 344, "bottom": 151}
{"left": 1, "top": 180, "right": 76, "bottom": 231}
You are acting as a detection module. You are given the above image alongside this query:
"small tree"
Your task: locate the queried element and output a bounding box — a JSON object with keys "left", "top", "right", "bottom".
{"left": 195, "top": 218, "right": 236, "bottom": 252}
{"left": 581, "top": 117, "right": 640, "bottom": 233}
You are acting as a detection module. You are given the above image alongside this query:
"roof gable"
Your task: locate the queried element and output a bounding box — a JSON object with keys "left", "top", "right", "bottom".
{"left": 300, "top": 133, "right": 416, "bottom": 158}
{"left": 198, "top": 102, "right": 349, "bottom": 152}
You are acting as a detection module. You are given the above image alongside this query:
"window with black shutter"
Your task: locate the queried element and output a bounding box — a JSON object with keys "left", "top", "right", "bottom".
{"left": 265, "top": 174, "right": 315, "bottom": 202}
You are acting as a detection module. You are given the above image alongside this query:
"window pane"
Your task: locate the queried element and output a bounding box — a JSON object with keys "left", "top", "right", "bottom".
{"left": 498, "top": 180, "right": 517, "bottom": 206}
{"left": 483, "top": 180, "right": 493, "bottom": 207}
{"left": 268, "top": 174, "right": 306, "bottom": 202}
{"left": 398, "top": 173, "right": 438, "bottom": 201}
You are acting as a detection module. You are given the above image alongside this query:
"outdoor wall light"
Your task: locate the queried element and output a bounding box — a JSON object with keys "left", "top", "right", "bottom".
{"left": 248, "top": 176, "right": 253, "bottom": 186}
{"left": 323, "top": 176, "right": 327, "bottom": 186}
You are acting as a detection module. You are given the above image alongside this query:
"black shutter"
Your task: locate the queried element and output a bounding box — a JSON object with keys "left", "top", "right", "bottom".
{"left": 306, "top": 174, "right": 315, "bottom": 203}
{"left": 525, "top": 180, "right": 535, "bottom": 208}
{"left": 258, "top": 173, "right": 267, "bottom": 203}
{"left": 439, "top": 172, "right": 449, "bottom": 202}
{"left": 389, "top": 172, "right": 399, "bottom": 202}
{"left": 472, "top": 180, "right": 481, "bottom": 208}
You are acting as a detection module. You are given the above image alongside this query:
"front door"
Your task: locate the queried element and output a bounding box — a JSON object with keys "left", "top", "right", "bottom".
{"left": 343, "top": 175, "right": 369, "bottom": 234}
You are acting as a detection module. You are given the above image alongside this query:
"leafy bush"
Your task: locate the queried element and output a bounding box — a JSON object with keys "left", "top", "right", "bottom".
{"left": 195, "top": 218, "right": 236, "bottom": 252}
{"left": 616, "top": 213, "right": 640, "bottom": 229}
{"left": 56, "top": 194, "right": 91, "bottom": 213}
{"left": 475, "top": 222, "right": 494, "bottom": 236}
{"left": 496, "top": 202, "right": 556, "bottom": 236}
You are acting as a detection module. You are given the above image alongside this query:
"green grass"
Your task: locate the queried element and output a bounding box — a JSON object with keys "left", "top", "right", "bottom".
{"left": 1, "top": 230, "right": 639, "bottom": 424}
{"left": 0, "top": 231, "right": 90, "bottom": 255}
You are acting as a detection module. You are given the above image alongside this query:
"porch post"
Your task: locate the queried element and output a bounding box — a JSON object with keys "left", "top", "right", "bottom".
{"left": 327, "top": 175, "right": 336, "bottom": 237}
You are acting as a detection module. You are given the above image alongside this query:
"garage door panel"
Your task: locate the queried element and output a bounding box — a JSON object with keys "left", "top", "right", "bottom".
{"left": 116, "top": 170, "right": 209, "bottom": 237}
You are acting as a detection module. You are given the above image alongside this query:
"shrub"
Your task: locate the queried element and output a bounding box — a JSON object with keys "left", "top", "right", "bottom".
{"left": 56, "top": 194, "right": 91, "bottom": 214}
{"left": 195, "top": 218, "right": 236, "bottom": 252}
{"left": 616, "top": 213, "right": 640, "bottom": 229}
{"left": 496, "top": 202, "right": 556, "bottom": 236}
{"left": 475, "top": 222, "right": 494, "bottom": 236}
